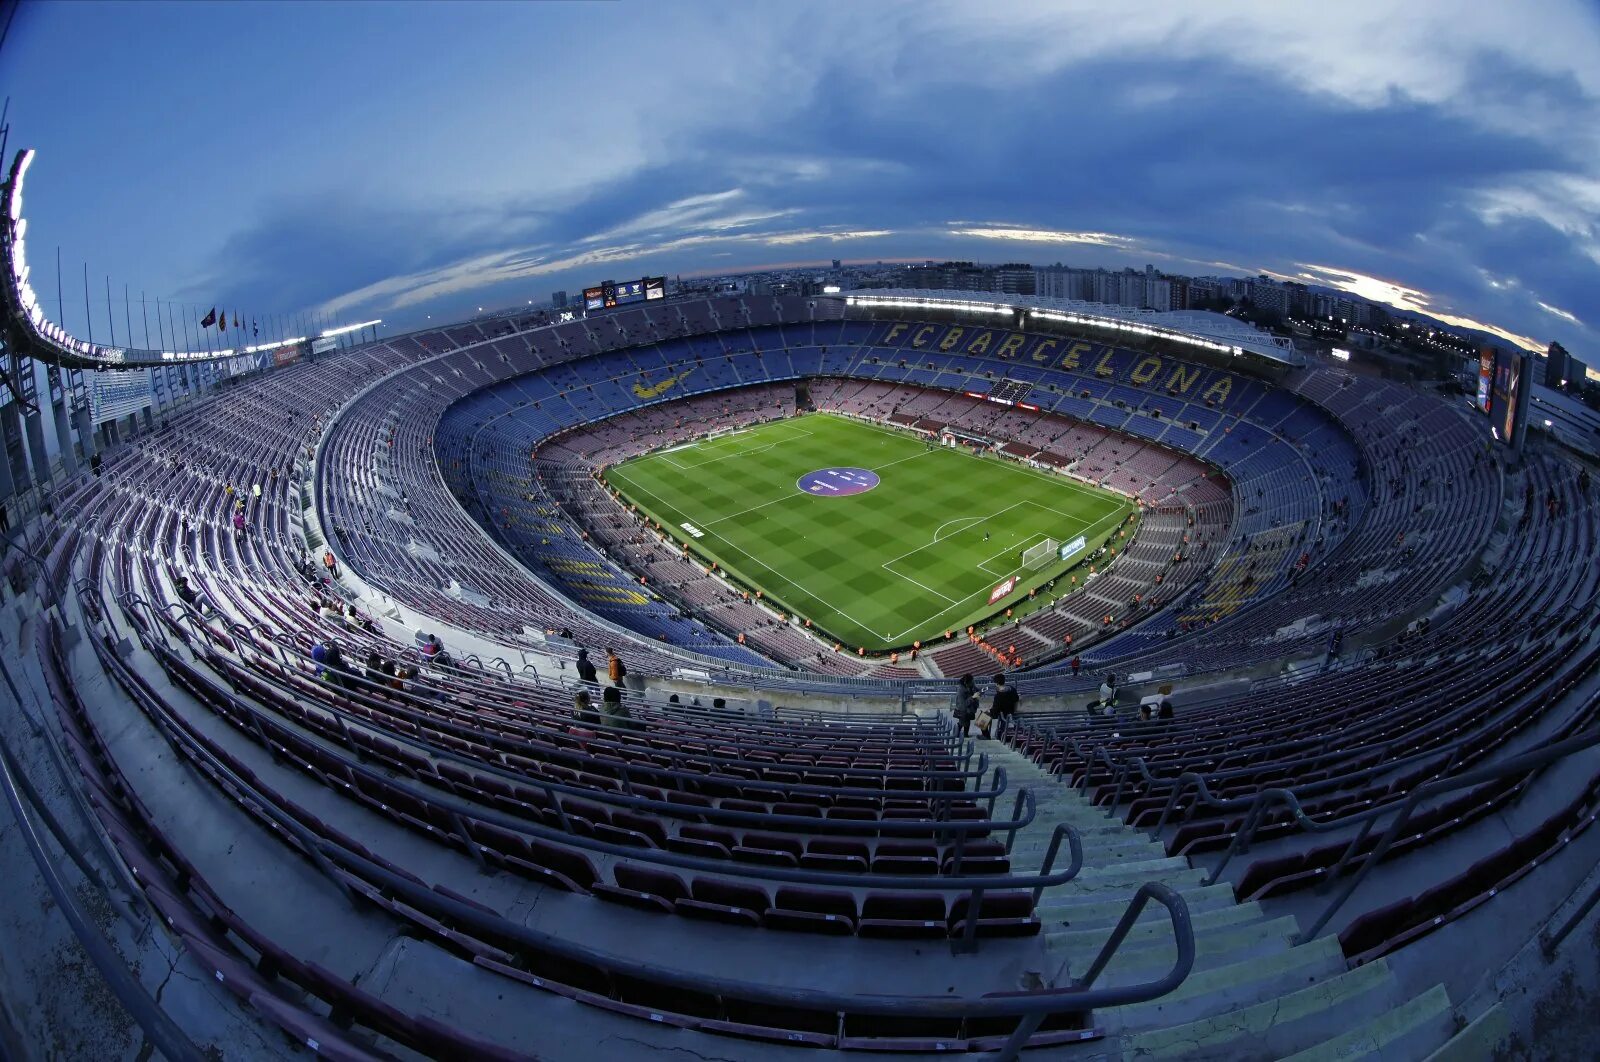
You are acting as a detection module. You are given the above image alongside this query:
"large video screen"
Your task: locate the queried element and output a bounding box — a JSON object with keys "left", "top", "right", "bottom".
{"left": 1493, "top": 350, "right": 1522, "bottom": 443}
{"left": 1476, "top": 348, "right": 1494, "bottom": 413}
{"left": 582, "top": 276, "right": 666, "bottom": 312}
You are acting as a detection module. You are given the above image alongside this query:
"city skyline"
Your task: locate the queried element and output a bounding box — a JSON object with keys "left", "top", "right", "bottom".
{"left": 1, "top": 1, "right": 1596, "bottom": 355}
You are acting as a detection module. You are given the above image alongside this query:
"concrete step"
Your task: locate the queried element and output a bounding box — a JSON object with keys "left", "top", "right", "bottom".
{"left": 1036, "top": 882, "right": 1242, "bottom": 928}
{"left": 1422, "top": 1002, "right": 1507, "bottom": 1061}
{"left": 1090, "top": 918, "right": 1297, "bottom": 990}
{"left": 1107, "top": 936, "right": 1349, "bottom": 1031}
{"left": 1120, "top": 958, "right": 1408, "bottom": 1061}
{"left": 1046, "top": 862, "right": 1208, "bottom": 898}
{"left": 1049, "top": 913, "right": 1298, "bottom": 972}
{"left": 1017, "top": 831, "right": 1171, "bottom": 863}
{"left": 1277, "top": 984, "right": 1454, "bottom": 1062}
{"left": 1043, "top": 898, "right": 1266, "bottom": 943}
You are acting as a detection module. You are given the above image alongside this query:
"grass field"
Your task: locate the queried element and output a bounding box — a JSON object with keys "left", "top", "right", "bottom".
{"left": 603, "top": 413, "right": 1135, "bottom": 653}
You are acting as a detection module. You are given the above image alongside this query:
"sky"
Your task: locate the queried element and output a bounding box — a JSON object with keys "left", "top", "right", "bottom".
{"left": 2, "top": 0, "right": 1598, "bottom": 356}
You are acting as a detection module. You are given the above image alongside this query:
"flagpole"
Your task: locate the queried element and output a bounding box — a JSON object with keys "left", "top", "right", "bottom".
{"left": 141, "top": 291, "right": 150, "bottom": 348}
{"left": 154, "top": 297, "right": 165, "bottom": 350}
{"left": 83, "top": 264, "right": 94, "bottom": 346}
{"left": 104, "top": 276, "right": 115, "bottom": 346}
{"left": 124, "top": 283, "right": 133, "bottom": 351}
{"left": 182, "top": 303, "right": 194, "bottom": 355}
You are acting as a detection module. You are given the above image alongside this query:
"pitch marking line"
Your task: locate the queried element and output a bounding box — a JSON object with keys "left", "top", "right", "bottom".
{"left": 670, "top": 426, "right": 816, "bottom": 470}
{"left": 881, "top": 502, "right": 1132, "bottom": 642}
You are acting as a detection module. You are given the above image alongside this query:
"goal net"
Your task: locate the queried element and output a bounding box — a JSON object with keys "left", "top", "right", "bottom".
{"left": 1021, "top": 538, "right": 1059, "bottom": 570}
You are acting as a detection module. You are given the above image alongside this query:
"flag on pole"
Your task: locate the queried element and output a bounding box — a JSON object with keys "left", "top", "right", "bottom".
{"left": 252, "top": 318, "right": 259, "bottom": 337}
{"left": 201, "top": 307, "right": 217, "bottom": 328}
{"left": 219, "top": 310, "right": 227, "bottom": 330}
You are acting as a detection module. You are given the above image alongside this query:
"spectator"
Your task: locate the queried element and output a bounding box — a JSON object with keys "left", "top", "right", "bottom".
{"left": 323, "top": 550, "right": 338, "bottom": 578}
{"left": 602, "top": 684, "right": 639, "bottom": 730}
{"left": 1098, "top": 674, "right": 1118, "bottom": 713}
{"left": 954, "top": 674, "right": 979, "bottom": 737}
{"left": 1157, "top": 698, "right": 1174, "bottom": 720}
{"left": 174, "top": 575, "right": 199, "bottom": 609}
{"left": 1070, "top": 655, "right": 1081, "bottom": 677}
{"left": 990, "top": 673, "right": 1019, "bottom": 741}
{"left": 573, "top": 689, "right": 601, "bottom": 726}
{"left": 575, "top": 648, "right": 598, "bottom": 686}
{"left": 310, "top": 640, "right": 329, "bottom": 679}
{"left": 363, "top": 651, "right": 386, "bottom": 689}
{"left": 322, "top": 641, "right": 349, "bottom": 690}
{"left": 607, "top": 648, "right": 627, "bottom": 687}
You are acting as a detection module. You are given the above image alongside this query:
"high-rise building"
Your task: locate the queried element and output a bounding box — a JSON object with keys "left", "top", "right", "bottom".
{"left": 551, "top": 291, "right": 568, "bottom": 309}
{"left": 1547, "top": 342, "right": 1573, "bottom": 390}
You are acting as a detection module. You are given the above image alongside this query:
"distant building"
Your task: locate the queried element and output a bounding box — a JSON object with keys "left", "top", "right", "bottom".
{"left": 1546, "top": 341, "right": 1580, "bottom": 391}
{"left": 551, "top": 290, "right": 568, "bottom": 309}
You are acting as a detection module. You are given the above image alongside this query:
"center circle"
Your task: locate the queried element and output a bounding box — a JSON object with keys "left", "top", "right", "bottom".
{"left": 797, "top": 466, "right": 880, "bottom": 496}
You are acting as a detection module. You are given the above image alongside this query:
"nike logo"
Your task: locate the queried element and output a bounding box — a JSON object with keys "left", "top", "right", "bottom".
{"left": 633, "top": 368, "right": 695, "bottom": 399}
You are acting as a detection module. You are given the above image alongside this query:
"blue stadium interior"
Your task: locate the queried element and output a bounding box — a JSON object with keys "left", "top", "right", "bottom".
{"left": 3, "top": 286, "right": 1600, "bottom": 1060}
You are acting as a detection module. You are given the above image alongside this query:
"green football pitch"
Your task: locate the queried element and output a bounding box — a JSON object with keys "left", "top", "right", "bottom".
{"left": 603, "top": 413, "right": 1135, "bottom": 653}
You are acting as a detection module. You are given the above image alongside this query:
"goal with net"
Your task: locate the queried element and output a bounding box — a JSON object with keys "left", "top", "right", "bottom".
{"left": 1021, "top": 538, "right": 1059, "bottom": 570}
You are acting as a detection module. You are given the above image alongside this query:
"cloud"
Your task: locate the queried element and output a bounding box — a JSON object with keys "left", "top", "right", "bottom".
{"left": 761, "top": 229, "right": 893, "bottom": 245}
{"left": 1295, "top": 263, "right": 1545, "bottom": 350}
{"left": 948, "top": 227, "right": 1137, "bottom": 248}
{"left": 1537, "top": 300, "right": 1583, "bottom": 325}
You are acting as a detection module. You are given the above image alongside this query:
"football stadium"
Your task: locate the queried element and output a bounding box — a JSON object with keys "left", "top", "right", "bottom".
{"left": 3, "top": 7, "right": 1600, "bottom": 1062}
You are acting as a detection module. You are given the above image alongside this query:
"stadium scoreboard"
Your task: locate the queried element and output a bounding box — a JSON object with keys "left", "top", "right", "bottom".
{"left": 1476, "top": 346, "right": 1531, "bottom": 450}
{"left": 583, "top": 276, "right": 666, "bottom": 312}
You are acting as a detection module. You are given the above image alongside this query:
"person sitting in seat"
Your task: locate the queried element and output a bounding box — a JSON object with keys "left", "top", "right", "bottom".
{"left": 573, "top": 689, "right": 601, "bottom": 727}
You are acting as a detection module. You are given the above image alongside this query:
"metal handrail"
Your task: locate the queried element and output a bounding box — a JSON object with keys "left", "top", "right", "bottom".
{"left": 1295, "top": 703, "right": 1600, "bottom": 944}
{"left": 1149, "top": 635, "right": 1600, "bottom": 886}
{"left": 1034, "top": 630, "right": 1599, "bottom": 839}
{"left": 994, "top": 881, "right": 1194, "bottom": 1055}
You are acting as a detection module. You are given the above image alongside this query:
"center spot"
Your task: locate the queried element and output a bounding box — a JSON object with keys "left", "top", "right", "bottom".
{"left": 797, "top": 467, "right": 880, "bottom": 497}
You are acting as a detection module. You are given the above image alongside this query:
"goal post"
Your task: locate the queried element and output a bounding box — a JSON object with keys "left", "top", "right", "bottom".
{"left": 1021, "top": 538, "right": 1059, "bottom": 570}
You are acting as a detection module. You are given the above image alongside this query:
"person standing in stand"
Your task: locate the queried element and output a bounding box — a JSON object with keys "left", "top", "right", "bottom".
{"left": 990, "top": 673, "right": 1020, "bottom": 742}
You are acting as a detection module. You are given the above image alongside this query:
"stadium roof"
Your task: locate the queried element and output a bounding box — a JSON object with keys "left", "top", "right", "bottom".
{"left": 834, "top": 289, "right": 1304, "bottom": 367}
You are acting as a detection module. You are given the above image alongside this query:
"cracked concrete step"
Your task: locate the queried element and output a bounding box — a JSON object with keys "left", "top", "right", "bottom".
{"left": 1106, "top": 937, "right": 1349, "bottom": 1031}
{"left": 1119, "top": 957, "right": 1409, "bottom": 1061}
{"left": 1079, "top": 917, "right": 1298, "bottom": 989}
{"left": 1015, "top": 840, "right": 1168, "bottom": 864}
{"left": 1276, "top": 984, "right": 1454, "bottom": 1062}
{"left": 1043, "top": 861, "right": 1209, "bottom": 897}
{"left": 1043, "top": 898, "right": 1266, "bottom": 942}
{"left": 1421, "top": 1002, "right": 1507, "bottom": 1061}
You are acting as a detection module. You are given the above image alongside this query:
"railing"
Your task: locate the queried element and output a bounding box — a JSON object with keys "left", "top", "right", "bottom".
{"left": 1292, "top": 709, "right": 1600, "bottom": 944}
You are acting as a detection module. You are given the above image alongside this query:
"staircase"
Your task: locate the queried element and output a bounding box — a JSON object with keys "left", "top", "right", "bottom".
{"left": 983, "top": 740, "right": 1480, "bottom": 1060}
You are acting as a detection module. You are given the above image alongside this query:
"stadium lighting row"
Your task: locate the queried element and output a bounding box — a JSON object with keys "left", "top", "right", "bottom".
{"left": 3, "top": 149, "right": 379, "bottom": 369}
